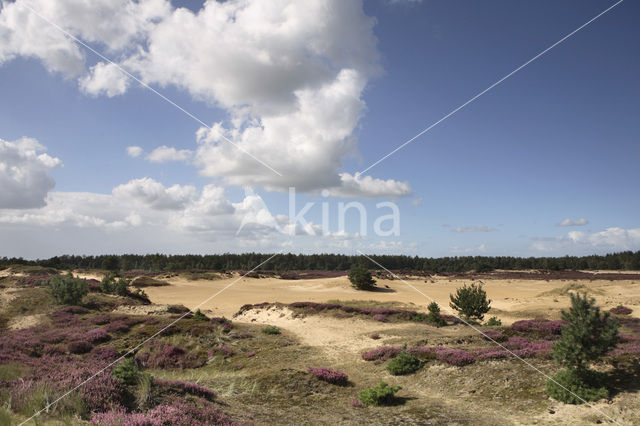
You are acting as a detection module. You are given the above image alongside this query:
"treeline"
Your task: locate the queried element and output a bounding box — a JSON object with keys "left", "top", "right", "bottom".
{"left": 1, "top": 251, "right": 640, "bottom": 273}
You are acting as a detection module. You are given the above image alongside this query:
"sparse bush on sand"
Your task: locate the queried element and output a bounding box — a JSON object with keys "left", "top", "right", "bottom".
{"left": 610, "top": 305, "right": 632, "bottom": 315}
{"left": 262, "top": 325, "right": 281, "bottom": 335}
{"left": 427, "top": 301, "right": 446, "bottom": 326}
{"left": 449, "top": 283, "right": 491, "bottom": 322}
{"left": 348, "top": 265, "right": 376, "bottom": 291}
{"left": 192, "top": 308, "right": 208, "bottom": 321}
{"left": 358, "top": 381, "right": 402, "bottom": 406}
{"left": 547, "top": 292, "right": 619, "bottom": 404}
{"left": 386, "top": 351, "right": 421, "bottom": 375}
{"left": 485, "top": 316, "right": 502, "bottom": 326}
{"left": 48, "top": 273, "right": 88, "bottom": 305}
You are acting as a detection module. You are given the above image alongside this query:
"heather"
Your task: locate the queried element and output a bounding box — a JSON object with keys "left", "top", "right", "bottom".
{"left": 308, "top": 367, "right": 349, "bottom": 385}
{"left": 610, "top": 305, "right": 633, "bottom": 315}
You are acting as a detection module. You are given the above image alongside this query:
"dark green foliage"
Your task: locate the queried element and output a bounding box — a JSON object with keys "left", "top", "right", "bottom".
{"left": 112, "top": 358, "right": 141, "bottom": 386}
{"left": 551, "top": 293, "right": 619, "bottom": 372}
{"left": 4, "top": 250, "right": 640, "bottom": 273}
{"left": 192, "top": 309, "right": 208, "bottom": 321}
{"left": 545, "top": 368, "right": 608, "bottom": 404}
{"left": 348, "top": 265, "right": 376, "bottom": 290}
{"left": 485, "top": 316, "right": 502, "bottom": 326}
{"left": 386, "top": 351, "right": 421, "bottom": 375}
{"left": 100, "top": 272, "right": 117, "bottom": 294}
{"left": 101, "top": 255, "right": 120, "bottom": 272}
{"left": 261, "top": 325, "right": 281, "bottom": 335}
{"left": 358, "top": 381, "right": 402, "bottom": 406}
{"left": 427, "top": 301, "right": 446, "bottom": 326}
{"left": 48, "top": 273, "right": 88, "bottom": 305}
{"left": 449, "top": 283, "right": 491, "bottom": 322}
{"left": 114, "top": 278, "right": 130, "bottom": 296}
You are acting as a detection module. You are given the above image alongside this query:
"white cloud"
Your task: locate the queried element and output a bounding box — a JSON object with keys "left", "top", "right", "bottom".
{"left": 79, "top": 61, "right": 129, "bottom": 97}
{"left": 146, "top": 146, "right": 192, "bottom": 163}
{"left": 0, "top": 137, "right": 62, "bottom": 209}
{"left": 112, "top": 178, "right": 196, "bottom": 210}
{"left": 327, "top": 172, "right": 411, "bottom": 198}
{"left": 126, "top": 146, "right": 143, "bottom": 158}
{"left": 453, "top": 225, "right": 496, "bottom": 233}
{"left": 411, "top": 197, "right": 422, "bottom": 206}
{"left": 557, "top": 218, "right": 589, "bottom": 227}
{"left": 533, "top": 227, "right": 640, "bottom": 253}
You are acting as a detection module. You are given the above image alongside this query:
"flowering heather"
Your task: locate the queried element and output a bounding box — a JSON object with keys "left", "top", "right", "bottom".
{"left": 15, "top": 274, "right": 50, "bottom": 287}
{"left": 68, "top": 339, "right": 93, "bottom": 354}
{"left": 208, "top": 345, "right": 234, "bottom": 358}
{"left": 154, "top": 378, "right": 217, "bottom": 400}
{"left": 90, "top": 399, "right": 233, "bottom": 426}
{"left": 373, "top": 314, "right": 389, "bottom": 322}
{"left": 610, "top": 305, "right": 633, "bottom": 315}
{"left": 135, "top": 343, "right": 206, "bottom": 370}
{"left": 86, "top": 328, "right": 109, "bottom": 344}
{"left": 86, "top": 278, "right": 101, "bottom": 292}
{"left": 245, "top": 351, "right": 256, "bottom": 358}
{"left": 104, "top": 320, "right": 130, "bottom": 333}
{"left": 350, "top": 398, "right": 364, "bottom": 408}
{"left": 432, "top": 347, "right": 475, "bottom": 366}
{"left": 361, "top": 346, "right": 403, "bottom": 361}
{"left": 90, "top": 346, "right": 119, "bottom": 360}
{"left": 511, "top": 319, "right": 567, "bottom": 335}
{"left": 481, "top": 330, "right": 505, "bottom": 342}
{"left": 370, "top": 333, "right": 381, "bottom": 340}
{"left": 308, "top": 367, "right": 349, "bottom": 385}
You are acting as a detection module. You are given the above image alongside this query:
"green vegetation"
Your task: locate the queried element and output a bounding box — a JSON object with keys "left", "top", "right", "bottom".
{"left": 358, "top": 381, "right": 402, "bottom": 406}
{"left": 261, "top": 325, "right": 281, "bottom": 335}
{"left": 348, "top": 265, "right": 376, "bottom": 290}
{"left": 547, "top": 293, "right": 619, "bottom": 404}
{"left": 485, "top": 316, "right": 502, "bottom": 326}
{"left": 192, "top": 309, "right": 208, "bottom": 321}
{"left": 48, "top": 273, "right": 88, "bottom": 305}
{"left": 386, "top": 351, "right": 422, "bottom": 376}
{"left": 427, "top": 301, "right": 446, "bottom": 326}
{"left": 5, "top": 250, "right": 639, "bottom": 272}
{"left": 449, "top": 283, "right": 491, "bottom": 323}
{"left": 112, "top": 357, "right": 141, "bottom": 386}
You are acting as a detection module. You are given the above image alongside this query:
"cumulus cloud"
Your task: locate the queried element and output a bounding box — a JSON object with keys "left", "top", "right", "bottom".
{"left": 79, "top": 61, "right": 129, "bottom": 97}
{"left": 0, "top": 137, "right": 62, "bottom": 209}
{"left": 327, "top": 172, "right": 411, "bottom": 198}
{"left": 557, "top": 218, "right": 589, "bottom": 227}
{"left": 453, "top": 225, "right": 496, "bottom": 233}
{"left": 112, "top": 178, "right": 196, "bottom": 210}
{"left": 126, "top": 146, "right": 143, "bottom": 158}
{"left": 533, "top": 227, "right": 640, "bottom": 253}
{"left": 0, "top": 1, "right": 408, "bottom": 197}
{"left": 146, "top": 146, "right": 192, "bottom": 163}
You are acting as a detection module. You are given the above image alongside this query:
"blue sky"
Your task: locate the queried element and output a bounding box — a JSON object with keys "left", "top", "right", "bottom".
{"left": 0, "top": 0, "right": 638, "bottom": 259}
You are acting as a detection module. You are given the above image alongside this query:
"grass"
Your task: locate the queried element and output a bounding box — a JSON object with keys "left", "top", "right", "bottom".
{"left": 539, "top": 282, "right": 604, "bottom": 297}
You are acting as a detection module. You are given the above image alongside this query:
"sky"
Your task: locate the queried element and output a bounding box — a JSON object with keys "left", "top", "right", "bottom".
{"left": 0, "top": 0, "right": 638, "bottom": 259}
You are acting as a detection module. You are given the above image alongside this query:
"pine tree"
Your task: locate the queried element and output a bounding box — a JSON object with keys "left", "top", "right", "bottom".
{"left": 449, "top": 283, "right": 491, "bottom": 322}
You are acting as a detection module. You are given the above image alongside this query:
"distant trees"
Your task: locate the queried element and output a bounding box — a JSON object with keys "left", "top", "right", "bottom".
{"left": 546, "top": 293, "right": 619, "bottom": 404}
{"left": 449, "top": 283, "right": 491, "bottom": 322}
{"left": 348, "top": 265, "right": 376, "bottom": 290}
{"left": 48, "top": 273, "right": 88, "bottom": 305}
{"left": 2, "top": 250, "right": 640, "bottom": 273}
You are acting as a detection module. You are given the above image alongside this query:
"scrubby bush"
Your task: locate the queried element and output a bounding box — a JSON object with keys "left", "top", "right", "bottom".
{"left": 348, "top": 265, "right": 376, "bottom": 290}
{"left": 427, "top": 301, "right": 446, "bottom": 326}
{"left": 485, "top": 316, "right": 502, "bottom": 326}
{"left": 308, "top": 367, "right": 349, "bottom": 385}
{"left": 449, "top": 283, "right": 491, "bottom": 322}
{"left": 154, "top": 378, "right": 217, "bottom": 400}
{"left": 68, "top": 339, "right": 93, "bottom": 354}
{"left": 48, "top": 273, "right": 88, "bottom": 305}
{"left": 192, "top": 308, "right": 208, "bottom": 321}
{"left": 610, "top": 305, "right": 632, "bottom": 315}
{"left": 112, "top": 357, "right": 140, "bottom": 386}
{"left": 358, "top": 381, "right": 402, "bottom": 406}
{"left": 545, "top": 368, "right": 608, "bottom": 404}
{"left": 511, "top": 319, "right": 566, "bottom": 335}
{"left": 373, "top": 314, "right": 388, "bottom": 322}
{"left": 262, "top": 325, "right": 281, "bottom": 335}
{"left": 386, "top": 351, "right": 421, "bottom": 375}
{"left": 547, "top": 293, "right": 619, "bottom": 403}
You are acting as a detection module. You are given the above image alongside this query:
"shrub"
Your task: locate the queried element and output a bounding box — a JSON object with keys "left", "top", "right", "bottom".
{"left": 511, "top": 319, "right": 566, "bottom": 335}
{"left": 208, "top": 345, "right": 234, "bottom": 358}
{"left": 449, "top": 283, "right": 491, "bottom": 322}
{"left": 427, "top": 301, "right": 446, "bottom": 326}
{"left": 609, "top": 305, "right": 632, "bottom": 315}
{"left": 100, "top": 272, "right": 117, "bottom": 294}
{"left": 358, "top": 381, "right": 402, "bottom": 406}
{"left": 112, "top": 357, "right": 140, "bottom": 386}
{"left": 68, "top": 339, "right": 93, "bottom": 354}
{"left": 48, "top": 273, "right": 88, "bottom": 305}
{"left": 114, "top": 278, "right": 130, "bottom": 296}
{"left": 434, "top": 347, "right": 475, "bottom": 366}
{"left": 370, "top": 333, "right": 381, "bottom": 340}
{"left": 104, "top": 320, "right": 130, "bottom": 333}
{"left": 154, "top": 378, "right": 217, "bottom": 400}
{"left": 348, "top": 265, "right": 376, "bottom": 290}
{"left": 192, "top": 308, "right": 208, "bottom": 321}
{"left": 386, "top": 351, "right": 421, "bottom": 375}
{"left": 485, "top": 316, "right": 502, "bottom": 326}
{"left": 362, "top": 346, "right": 402, "bottom": 361}
{"left": 262, "top": 325, "right": 281, "bottom": 335}
{"left": 545, "top": 368, "right": 608, "bottom": 404}
{"left": 552, "top": 293, "right": 619, "bottom": 372}
{"left": 86, "top": 328, "right": 109, "bottom": 344}
{"left": 308, "top": 367, "right": 349, "bottom": 385}
{"left": 481, "top": 330, "right": 504, "bottom": 342}
{"left": 373, "top": 314, "right": 388, "bottom": 322}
